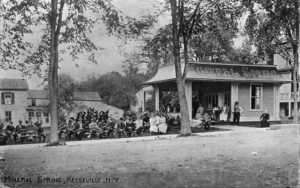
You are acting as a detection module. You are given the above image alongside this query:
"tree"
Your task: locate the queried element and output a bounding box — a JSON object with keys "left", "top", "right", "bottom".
{"left": 167, "top": 0, "right": 242, "bottom": 135}
{"left": 243, "top": 0, "right": 299, "bottom": 123}
{"left": 0, "top": 0, "right": 154, "bottom": 144}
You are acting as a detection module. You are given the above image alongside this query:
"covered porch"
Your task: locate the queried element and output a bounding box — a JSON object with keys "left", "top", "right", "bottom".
{"left": 144, "top": 62, "right": 291, "bottom": 124}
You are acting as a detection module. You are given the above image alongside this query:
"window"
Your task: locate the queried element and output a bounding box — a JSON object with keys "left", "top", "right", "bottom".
{"left": 43, "top": 112, "right": 49, "bottom": 123}
{"left": 1, "top": 92, "right": 14, "bottom": 105}
{"left": 29, "top": 112, "right": 34, "bottom": 118}
{"left": 224, "top": 93, "right": 230, "bottom": 106}
{"left": 251, "top": 84, "right": 262, "bottom": 110}
{"left": 36, "top": 112, "right": 41, "bottom": 118}
{"left": 31, "top": 99, "right": 36, "bottom": 106}
{"left": 205, "top": 94, "right": 218, "bottom": 108}
{"left": 5, "top": 111, "right": 12, "bottom": 122}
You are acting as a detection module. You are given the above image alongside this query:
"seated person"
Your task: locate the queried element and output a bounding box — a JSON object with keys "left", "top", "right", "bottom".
{"left": 13, "top": 120, "right": 23, "bottom": 143}
{"left": 195, "top": 104, "right": 204, "bottom": 120}
{"left": 105, "top": 118, "right": 116, "bottom": 137}
{"left": 116, "top": 118, "right": 127, "bottom": 138}
{"left": 260, "top": 110, "right": 270, "bottom": 127}
{"left": 149, "top": 113, "right": 158, "bottom": 135}
{"left": 134, "top": 116, "right": 144, "bottom": 135}
{"left": 74, "top": 119, "right": 85, "bottom": 140}
{"left": 58, "top": 122, "right": 68, "bottom": 139}
{"left": 158, "top": 114, "right": 168, "bottom": 134}
{"left": 125, "top": 118, "right": 136, "bottom": 137}
{"left": 66, "top": 119, "right": 77, "bottom": 140}
{"left": 35, "top": 122, "right": 46, "bottom": 142}
{"left": 88, "top": 119, "right": 100, "bottom": 138}
{"left": 201, "top": 113, "right": 211, "bottom": 131}
{"left": 173, "top": 115, "right": 181, "bottom": 128}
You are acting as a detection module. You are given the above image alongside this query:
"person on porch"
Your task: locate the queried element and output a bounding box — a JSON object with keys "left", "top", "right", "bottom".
{"left": 220, "top": 103, "right": 230, "bottom": 122}
{"left": 232, "top": 101, "right": 243, "bottom": 126}
{"left": 195, "top": 104, "right": 204, "bottom": 120}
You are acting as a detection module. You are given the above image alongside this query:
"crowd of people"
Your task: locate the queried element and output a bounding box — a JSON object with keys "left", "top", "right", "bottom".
{"left": 57, "top": 108, "right": 182, "bottom": 141}
{"left": 0, "top": 120, "right": 46, "bottom": 145}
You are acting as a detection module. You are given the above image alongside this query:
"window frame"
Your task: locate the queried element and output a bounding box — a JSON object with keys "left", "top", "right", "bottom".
{"left": 31, "top": 99, "right": 36, "bottom": 106}
{"left": 2, "top": 92, "right": 14, "bottom": 105}
{"left": 250, "top": 83, "right": 263, "bottom": 111}
{"left": 5, "top": 111, "right": 12, "bottom": 122}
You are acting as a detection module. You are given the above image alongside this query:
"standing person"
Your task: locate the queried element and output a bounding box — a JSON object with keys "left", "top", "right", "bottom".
{"left": 232, "top": 101, "right": 243, "bottom": 126}
{"left": 220, "top": 103, "right": 229, "bottom": 122}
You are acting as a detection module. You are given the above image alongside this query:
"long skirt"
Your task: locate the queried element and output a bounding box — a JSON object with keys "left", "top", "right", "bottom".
{"left": 158, "top": 123, "right": 168, "bottom": 133}
{"left": 150, "top": 125, "right": 158, "bottom": 133}
{"left": 220, "top": 112, "right": 228, "bottom": 121}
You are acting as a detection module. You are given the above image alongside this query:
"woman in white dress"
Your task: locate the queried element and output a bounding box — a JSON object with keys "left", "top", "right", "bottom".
{"left": 220, "top": 103, "right": 229, "bottom": 122}
{"left": 158, "top": 114, "right": 168, "bottom": 134}
{"left": 149, "top": 113, "right": 158, "bottom": 135}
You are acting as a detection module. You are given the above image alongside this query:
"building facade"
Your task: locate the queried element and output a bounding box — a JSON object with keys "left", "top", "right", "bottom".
{"left": 274, "top": 54, "right": 300, "bottom": 119}
{"left": 0, "top": 79, "right": 124, "bottom": 125}
{"left": 0, "top": 79, "right": 29, "bottom": 123}
{"left": 142, "top": 62, "right": 291, "bottom": 123}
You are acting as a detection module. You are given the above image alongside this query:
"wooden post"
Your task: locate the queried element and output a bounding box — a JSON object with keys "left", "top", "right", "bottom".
{"left": 185, "top": 81, "right": 192, "bottom": 120}
{"left": 155, "top": 85, "right": 159, "bottom": 111}
{"left": 231, "top": 83, "right": 239, "bottom": 121}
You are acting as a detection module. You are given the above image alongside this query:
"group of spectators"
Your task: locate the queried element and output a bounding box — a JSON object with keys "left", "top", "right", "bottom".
{"left": 0, "top": 120, "right": 46, "bottom": 145}
{"left": 194, "top": 101, "right": 270, "bottom": 127}
{"left": 58, "top": 108, "right": 182, "bottom": 141}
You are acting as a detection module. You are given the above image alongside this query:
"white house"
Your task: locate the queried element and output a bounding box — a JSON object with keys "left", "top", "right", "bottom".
{"left": 0, "top": 79, "right": 124, "bottom": 125}
{"left": 0, "top": 79, "right": 29, "bottom": 123}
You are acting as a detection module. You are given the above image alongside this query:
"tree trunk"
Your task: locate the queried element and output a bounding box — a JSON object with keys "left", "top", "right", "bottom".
{"left": 292, "top": 48, "right": 298, "bottom": 124}
{"left": 170, "top": 0, "right": 191, "bottom": 135}
{"left": 292, "top": 0, "right": 299, "bottom": 124}
{"left": 49, "top": 0, "right": 59, "bottom": 143}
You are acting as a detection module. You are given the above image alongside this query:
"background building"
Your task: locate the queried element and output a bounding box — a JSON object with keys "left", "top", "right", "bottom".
{"left": 0, "top": 79, "right": 124, "bottom": 125}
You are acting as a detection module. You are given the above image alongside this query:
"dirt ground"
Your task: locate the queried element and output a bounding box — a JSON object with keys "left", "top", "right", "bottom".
{"left": 0, "top": 125, "right": 299, "bottom": 188}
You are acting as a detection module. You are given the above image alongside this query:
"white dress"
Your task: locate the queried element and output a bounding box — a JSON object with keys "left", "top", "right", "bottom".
{"left": 158, "top": 116, "right": 168, "bottom": 133}
{"left": 149, "top": 117, "right": 158, "bottom": 133}
{"left": 220, "top": 106, "right": 228, "bottom": 121}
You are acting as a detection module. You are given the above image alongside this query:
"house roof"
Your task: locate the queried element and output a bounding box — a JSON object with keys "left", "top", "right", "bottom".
{"left": 28, "top": 90, "right": 102, "bottom": 101}
{"left": 28, "top": 90, "right": 49, "bottom": 99}
{"left": 144, "top": 62, "right": 292, "bottom": 85}
{"left": 0, "top": 79, "right": 29, "bottom": 90}
{"left": 73, "top": 91, "right": 102, "bottom": 101}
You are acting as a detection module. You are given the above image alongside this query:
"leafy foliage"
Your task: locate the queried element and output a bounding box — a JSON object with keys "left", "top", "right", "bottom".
{"left": 243, "top": 0, "right": 299, "bottom": 61}
{"left": 77, "top": 71, "right": 148, "bottom": 110}
{"left": 0, "top": 0, "right": 155, "bottom": 77}
{"left": 130, "top": 0, "right": 244, "bottom": 75}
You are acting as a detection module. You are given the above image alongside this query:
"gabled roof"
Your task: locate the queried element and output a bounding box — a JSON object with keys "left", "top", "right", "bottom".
{"left": 73, "top": 91, "right": 102, "bottom": 101}
{"left": 28, "top": 90, "right": 49, "bottom": 99}
{"left": 28, "top": 90, "right": 102, "bottom": 101}
{"left": 144, "top": 62, "right": 292, "bottom": 84}
{"left": 0, "top": 79, "right": 29, "bottom": 90}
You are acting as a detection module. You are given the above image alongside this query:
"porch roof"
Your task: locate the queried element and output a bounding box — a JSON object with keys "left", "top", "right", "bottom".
{"left": 144, "top": 62, "right": 292, "bottom": 85}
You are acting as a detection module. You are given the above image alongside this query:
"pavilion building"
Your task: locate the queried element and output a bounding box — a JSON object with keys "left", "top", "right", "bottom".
{"left": 143, "top": 62, "right": 291, "bottom": 124}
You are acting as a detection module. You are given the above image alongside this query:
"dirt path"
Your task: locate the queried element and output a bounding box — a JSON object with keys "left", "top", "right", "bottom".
{"left": 0, "top": 125, "right": 299, "bottom": 188}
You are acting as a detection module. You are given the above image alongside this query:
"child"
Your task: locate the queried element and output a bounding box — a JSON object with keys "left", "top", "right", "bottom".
{"left": 201, "top": 113, "right": 211, "bottom": 131}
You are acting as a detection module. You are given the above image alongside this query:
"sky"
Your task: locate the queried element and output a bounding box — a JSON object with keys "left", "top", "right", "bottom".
{"left": 0, "top": 0, "right": 245, "bottom": 89}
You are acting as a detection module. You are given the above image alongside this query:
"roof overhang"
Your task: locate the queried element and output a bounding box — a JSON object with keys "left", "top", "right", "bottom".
{"left": 144, "top": 62, "right": 292, "bottom": 85}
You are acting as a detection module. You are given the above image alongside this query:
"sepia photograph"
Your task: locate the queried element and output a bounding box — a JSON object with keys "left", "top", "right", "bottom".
{"left": 0, "top": 0, "right": 299, "bottom": 187}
